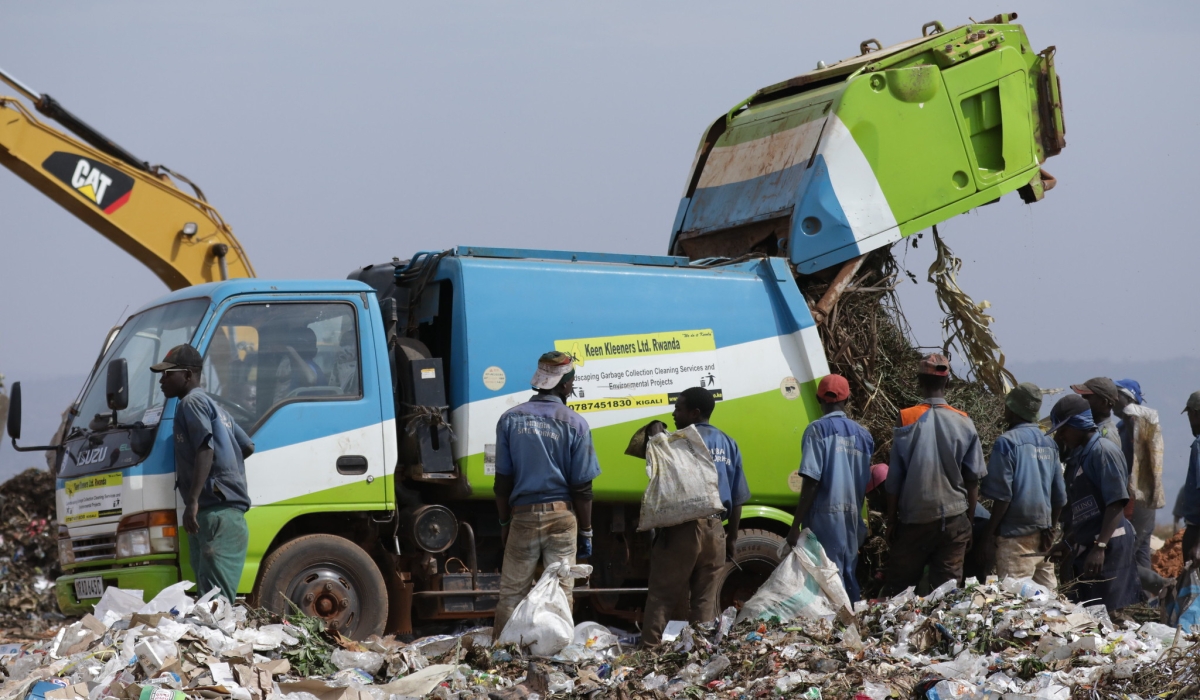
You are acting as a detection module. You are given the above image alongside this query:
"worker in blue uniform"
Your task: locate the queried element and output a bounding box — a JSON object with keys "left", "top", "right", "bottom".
{"left": 786, "top": 374, "right": 874, "bottom": 602}
{"left": 1049, "top": 406, "right": 1139, "bottom": 613}
{"left": 641, "top": 386, "right": 749, "bottom": 645}
{"left": 493, "top": 351, "right": 601, "bottom": 636}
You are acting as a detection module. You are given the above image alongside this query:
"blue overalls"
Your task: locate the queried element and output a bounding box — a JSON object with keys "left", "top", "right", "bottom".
{"left": 1065, "top": 433, "right": 1140, "bottom": 612}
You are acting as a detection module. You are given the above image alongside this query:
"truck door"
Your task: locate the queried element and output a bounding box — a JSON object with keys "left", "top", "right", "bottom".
{"left": 183, "top": 295, "right": 388, "bottom": 586}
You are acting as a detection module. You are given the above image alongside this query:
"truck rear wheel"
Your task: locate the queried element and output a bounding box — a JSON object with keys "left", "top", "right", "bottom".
{"left": 718, "top": 528, "right": 785, "bottom": 611}
{"left": 254, "top": 534, "right": 387, "bottom": 640}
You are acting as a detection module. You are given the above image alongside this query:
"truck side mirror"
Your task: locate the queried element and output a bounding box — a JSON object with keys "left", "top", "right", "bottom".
{"left": 106, "top": 359, "right": 129, "bottom": 412}
{"left": 7, "top": 381, "right": 21, "bottom": 440}
{"left": 7, "top": 382, "right": 63, "bottom": 454}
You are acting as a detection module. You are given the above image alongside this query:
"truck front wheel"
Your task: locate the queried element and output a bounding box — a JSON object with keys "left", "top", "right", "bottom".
{"left": 254, "top": 534, "right": 387, "bottom": 640}
{"left": 718, "top": 528, "right": 785, "bottom": 611}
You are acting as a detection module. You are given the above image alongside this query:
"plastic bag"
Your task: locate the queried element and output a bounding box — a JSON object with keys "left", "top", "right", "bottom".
{"left": 1166, "top": 564, "right": 1200, "bottom": 632}
{"left": 330, "top": 650, "right": 385, "bottom": 675}
{"left": 92, "top": 587, "right": 145, "bottom": 623}
{"left": 495, "top": 561, "right": 592, "bottom": 656}
{"left": 736, "top": 528, "right": 853, "bottom": 625}
{"left": 637, "top": 426, "right": 723, "bottom": 531}
{"left": 139, "top": 581, "right": 196, "bottom": 616}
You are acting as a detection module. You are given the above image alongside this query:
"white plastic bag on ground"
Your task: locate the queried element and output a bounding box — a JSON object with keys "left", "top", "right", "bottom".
{"left": 736, "top": 528, "right": 853, "bottom": 624}
{"left": 637, "top": 426, "right": 724, "bottom": 531}
{"left": 139, "top": 580, "right": 195, "bottom": 616}
{"left": 92, "top": 587, "right": 144, "bottom": 624}
{"left": 571, "top": 621, "right": 618, "bottom": 651}
{"left": 495, "top": 561, "right": 592, "bottom": 656}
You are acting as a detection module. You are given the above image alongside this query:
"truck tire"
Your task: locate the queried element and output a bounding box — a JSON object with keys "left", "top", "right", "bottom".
{"left": 254, "top": 534, "right": 387, "bottom": 640}
{"left": 718, "top": 528, "right": 786, "bottom": 611}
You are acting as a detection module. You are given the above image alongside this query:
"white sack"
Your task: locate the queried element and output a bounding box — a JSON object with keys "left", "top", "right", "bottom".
{"left": 735, "top": 528, "right": 853, "bottom": 625}
{"left": 637, "top": 426, "right": 724, "bottom": 531}
{"left": 496, "top": 561, "right": 592, "bottom": 656}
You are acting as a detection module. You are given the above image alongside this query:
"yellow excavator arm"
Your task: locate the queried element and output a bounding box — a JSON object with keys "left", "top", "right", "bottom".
{"left": 0, "top": 68, "right": 253, "bottom": 290}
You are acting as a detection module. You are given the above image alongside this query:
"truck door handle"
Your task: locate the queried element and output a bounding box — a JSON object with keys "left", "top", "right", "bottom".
{"left": 336, "top": 455, "right": 369, "bottom": 475}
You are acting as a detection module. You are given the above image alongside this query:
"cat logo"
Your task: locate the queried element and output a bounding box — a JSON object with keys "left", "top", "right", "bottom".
{"left": 41, "top": 152, "right": 134, "bottom": 214}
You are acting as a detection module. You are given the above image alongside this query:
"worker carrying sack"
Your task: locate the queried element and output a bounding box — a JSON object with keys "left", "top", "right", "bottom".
{"left": 736, "top": 528, "right": 854, "bottom": 625}
{"left": 637, "top": 425, "right": 724, "bottom": 531}
{"left": 495, "top": 561, "right": 592, "bottom": 656}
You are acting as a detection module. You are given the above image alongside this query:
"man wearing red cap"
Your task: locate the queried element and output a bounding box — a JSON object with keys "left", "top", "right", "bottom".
{"left": 884, "top": 354, "right": 986, "bottom": 592}
{"left": 786, "top": 374, "right": 874, "bottom": 601}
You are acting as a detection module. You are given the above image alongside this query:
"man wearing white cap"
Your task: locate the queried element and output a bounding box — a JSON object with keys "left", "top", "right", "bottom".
{"left": 492, "top": 351, "right": 601, "bottom": 636}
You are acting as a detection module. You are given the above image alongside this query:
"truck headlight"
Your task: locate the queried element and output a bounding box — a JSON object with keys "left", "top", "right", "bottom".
{"left": 117, "top": 529, "right": 151, "bottom": 558}
{"left": 117, "top": 510, "right": 178, "bottom": 559}
{"left": 58, "top": 525, "right": 75, "bottom": 565}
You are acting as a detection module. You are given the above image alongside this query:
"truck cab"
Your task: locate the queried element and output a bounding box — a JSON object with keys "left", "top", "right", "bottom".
{"left": 51, "top": 280, "right": 394, "bottom": 633}
{"left": 37, "top": 248, "right": 828, "bottom": 638}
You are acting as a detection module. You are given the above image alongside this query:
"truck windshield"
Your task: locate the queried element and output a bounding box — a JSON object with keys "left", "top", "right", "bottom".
{"left": 73, "top": 298, "right": 210, "bottom": 432}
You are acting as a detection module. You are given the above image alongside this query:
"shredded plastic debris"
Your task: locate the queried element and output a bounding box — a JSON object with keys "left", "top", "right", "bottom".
{"left": 2, "top": 573, "right": 1198, "bottom": 700}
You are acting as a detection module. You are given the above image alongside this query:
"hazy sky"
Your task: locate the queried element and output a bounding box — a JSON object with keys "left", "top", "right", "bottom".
{"left": 2, "top": 3, "right": 1199, "bottom": 473}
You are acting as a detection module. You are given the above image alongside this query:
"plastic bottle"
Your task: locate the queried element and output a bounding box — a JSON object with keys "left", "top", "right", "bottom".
{"left": 699, "top": 655, "right": 730, "bottom": 683}
{"left": 715, "top": 606, "right": 737, "bottom": 641}
{"left": 999, "top": 576, "right": 1049, "bottom": 599}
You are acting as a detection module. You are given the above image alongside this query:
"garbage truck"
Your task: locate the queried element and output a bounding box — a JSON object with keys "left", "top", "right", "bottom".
{"left": 16, "top": 250, "right": 825, "bottom": 638}
{"left": 4, "top": 14, "right": 1064, "bottom": 639}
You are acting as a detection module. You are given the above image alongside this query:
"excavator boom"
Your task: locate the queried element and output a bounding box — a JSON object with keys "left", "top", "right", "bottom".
{"left": 0, "top": 68, "right": 253, "bottom": 290}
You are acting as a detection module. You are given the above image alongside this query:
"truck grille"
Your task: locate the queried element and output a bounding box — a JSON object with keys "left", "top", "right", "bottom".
{"left": 71, "top": 535, "right": 117, "bottom": 562}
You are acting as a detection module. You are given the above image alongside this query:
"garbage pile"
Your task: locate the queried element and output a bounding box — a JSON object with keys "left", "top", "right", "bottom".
{"left": 0, "top": 469, "right": 63, "bottom": 638}
{"left": 2, "top": 571, "right": 1198, "bottom": 700}
{"left": 1154, "top": 530, "right": 1185, "bottom": 579}
{"left": 801, "top": 248, "right": 1008, "bottom": 468}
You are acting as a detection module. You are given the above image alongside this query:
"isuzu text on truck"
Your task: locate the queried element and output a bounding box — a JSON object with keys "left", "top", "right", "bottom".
{"left": 5, "top": 15, "right": 1064, "bottom": 638}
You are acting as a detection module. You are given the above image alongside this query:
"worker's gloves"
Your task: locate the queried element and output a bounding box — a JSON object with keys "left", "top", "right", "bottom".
{"left": 578, "top": 528, "right": 594, "bottom": 558}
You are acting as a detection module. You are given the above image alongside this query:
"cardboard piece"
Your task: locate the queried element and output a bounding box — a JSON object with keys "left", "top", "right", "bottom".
{"left": 278, "top": 679, "right": 372, "bottom": 700}
{"left": 254, "top": 659, "right": 290, "bottom": 677}
{"left": 131, "top": 613, "right": 168, "bottom": 628}
{"left": 376, "top": 664, "right": 456, "bottom": 698}
{"left": 44, "top": 683, "right": 88, "bottom": 700}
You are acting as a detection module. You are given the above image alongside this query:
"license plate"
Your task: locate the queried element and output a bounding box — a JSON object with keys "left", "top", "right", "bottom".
{"left": 74, "top": 576, "right": 104, "bottom": 600}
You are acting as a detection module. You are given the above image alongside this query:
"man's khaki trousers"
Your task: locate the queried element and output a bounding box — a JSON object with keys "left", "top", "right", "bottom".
{"left": 642, "top": 517, "right": 726, "bottom": 645}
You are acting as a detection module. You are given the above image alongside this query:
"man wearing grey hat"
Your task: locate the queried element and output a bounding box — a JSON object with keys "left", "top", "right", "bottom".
{"left": 1072, "top": 377, "right": 1124, "bottom": 453}
{"left": 979, "top": 383, "right": 1065, "bottom": 588}
{"left": 1177, "top": 391, "right": 1200, "bottom": 563}
{"left": 492, "top": 351, "right": 601, "bottom": 636}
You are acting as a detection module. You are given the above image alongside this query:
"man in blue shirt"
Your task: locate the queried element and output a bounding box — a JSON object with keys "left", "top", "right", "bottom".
{"left": 641, "top": 386, "right": 750, "bottom": 645}
{"left": 152, "top": 344, "right": 255, "bottom": 602}
{"left": 1051, "top": 407, "right": 1139, "bottom": 612}
{"left": 1178, "top": 391, "right": 1200, "bottom": 564}
{"left": 493, "top": 351, "right": 601, "bottom": 637}
{"left": 786, "top": 374, "right": 873, "bottom": 602}
{"left": 979, "top": 383, "right": 1065, "bottom": 588}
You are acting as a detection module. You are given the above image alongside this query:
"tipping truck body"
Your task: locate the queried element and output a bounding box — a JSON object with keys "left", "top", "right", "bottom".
{"left": 671, "top": 13, "right": 1064, "bottom": 272}
{"left": 46, "top": 248, "right": 826, "bottom": 637}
